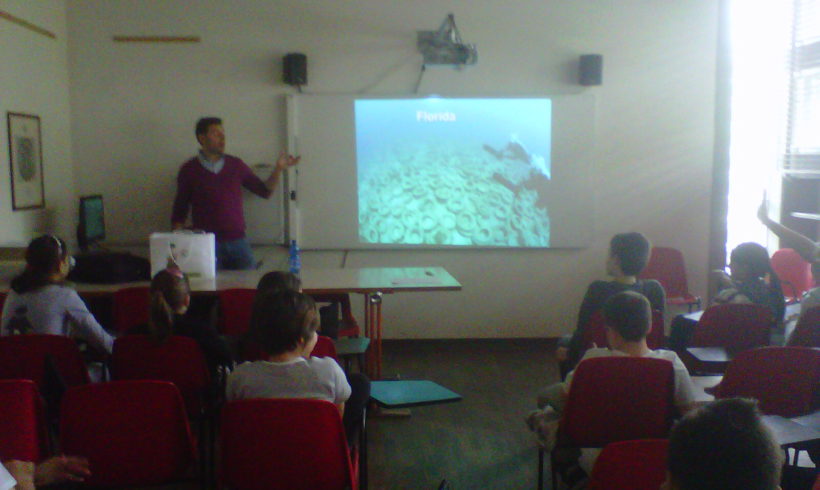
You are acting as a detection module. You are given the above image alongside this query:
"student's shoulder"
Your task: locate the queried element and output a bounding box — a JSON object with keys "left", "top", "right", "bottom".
{"left": 579, "top": 347, "right": 614, "bottom": 361}
{"left": 647, "top": 348, "right": 685, "bottom": 364}
{"left": 306, "top": 356, "right": 345, "bottom": 376}
{"left": 584, "top": 280, "right": 616, "bottom": 295}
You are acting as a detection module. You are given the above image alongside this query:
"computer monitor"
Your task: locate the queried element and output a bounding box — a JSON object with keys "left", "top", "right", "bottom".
{"left": 78, "top": 194, "right": 105, "bottom": 252}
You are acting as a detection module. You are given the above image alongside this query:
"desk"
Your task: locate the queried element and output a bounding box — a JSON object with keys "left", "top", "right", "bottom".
{"left": 370, "top": 380, "right": 462, "bottom": 409}
{"left": 762, "top": 415, "right": 820, "bottom": 450}
{"left": 685, "top": 347, "right": 734, "bottom": 373}
{"left": 3, "top": 266, "right": 462, "bottom": 380}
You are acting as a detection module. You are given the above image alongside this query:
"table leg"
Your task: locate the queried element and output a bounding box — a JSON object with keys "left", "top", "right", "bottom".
{"left": 364, "top": 292, "right": 383, "bottom": 380}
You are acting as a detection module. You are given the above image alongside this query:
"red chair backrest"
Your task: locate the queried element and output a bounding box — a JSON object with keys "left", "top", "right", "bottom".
{"left": 60, "top": 380, "right": 195, "bottom": 487}
{"left": 771, "top": 248, "right": 814, "bottom": 300}
{"left": 0, "top": 334, "right": 90, "bottom": 389}
{"left": 639, "top": 247, "right": 691, "bottom": 299}
{"left": 220, "top": 398, "right": 355, "bottom": 490}
{"left": 583, "top": 310, "right": 665, "bottom": 351}
{"left": 787, "top": 306, "right": 820, "bottom": 348}
{"left": 559, "top": 357, "right": 675, "bottom": 447}
{"left": 112, "top": 286, "right": 151, "bottom": 334}
{"left": 310, "top": 335, "right": 340, "bottom": 362}
{"left": 111, "top": 335, "right": 210, "bottom": 417}
{"left": 715, "top": 346, "right": 820, "bottom": 417}
{"left": 691, "top": 303, "right": 772, "bottom": 351}
{"left": 0, "top": 380, "right": 47, "bottom": 462}
{"left": 310, "top": 293, "right": 361, "bottom": 337}
{"left": 588, "top": 439, "right": 669, "bottom": 490}
{"left": 218, "top": 288, "right": 256, "bottom": 335}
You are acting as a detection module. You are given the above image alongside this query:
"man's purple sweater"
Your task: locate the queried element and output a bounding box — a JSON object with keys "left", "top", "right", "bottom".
{"left": 171, "top": 155, "right": 271, "bottom": 242}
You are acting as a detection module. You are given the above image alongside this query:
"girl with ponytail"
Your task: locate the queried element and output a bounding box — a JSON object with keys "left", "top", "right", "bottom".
{"left": 130, "top": 267, "right": 232, "bottom": 372}
{"left": 0, "top": 235, "right": 114, "bottom": 353}
{"left": 713, "top": 242, "right": 786, "bottom": 324}
{"left": 669, "top": 242, "right": 786, "bottom": 351}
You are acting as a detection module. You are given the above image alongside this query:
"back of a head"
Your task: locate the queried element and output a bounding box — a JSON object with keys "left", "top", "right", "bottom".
{"left": 731, "top": 242, "right": 774, "bottom": 279}
{"left": 11, "top": 235, "right": 67, "bottom": 294}
{"left": 256, "top": 270, "right": 301, "bottom": 294}
{"left": 249, "top": 290, "right": 318, "bottom": 356}
{"left": 667, "top": 398, "right": 783, "bottom": 490}
{"left": 602, "top": 290, "right": 651, "bottom": 342}
{"left": 148, "top": 268, "right": 190, "bottom": 342}
{"left": 610, "top": 232, "right": 651, "bottom": 276}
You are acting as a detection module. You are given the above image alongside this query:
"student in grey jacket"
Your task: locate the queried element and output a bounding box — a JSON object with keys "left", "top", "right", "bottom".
{"left": 0, "top": 235, "right": 113, "bottom": 354}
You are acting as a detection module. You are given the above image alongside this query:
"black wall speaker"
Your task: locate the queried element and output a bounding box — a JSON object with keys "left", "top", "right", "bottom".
{"left": 283, "top": 53, "right": 307, "bottom": 86}
{"left": 579, "top": 54, "right": 603, "bottom": 86}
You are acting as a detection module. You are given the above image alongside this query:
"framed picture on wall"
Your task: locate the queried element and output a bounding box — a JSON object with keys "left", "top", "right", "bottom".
{"left": 6, "top": 112, "right": 45, "bottom": 210}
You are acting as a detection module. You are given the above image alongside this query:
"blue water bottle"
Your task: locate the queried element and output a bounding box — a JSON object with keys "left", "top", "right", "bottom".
{"left": 288, "top": 239, "right": 301, "bottom": 276}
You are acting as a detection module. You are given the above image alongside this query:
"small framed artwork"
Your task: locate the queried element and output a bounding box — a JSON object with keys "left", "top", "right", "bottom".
{"left": 7, "top": 112, "right": 45, "bottom": 210}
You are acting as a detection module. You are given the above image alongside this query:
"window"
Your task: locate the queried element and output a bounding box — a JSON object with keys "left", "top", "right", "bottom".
{"left": 783, "top": 0, "right": 820, "bottom": 176}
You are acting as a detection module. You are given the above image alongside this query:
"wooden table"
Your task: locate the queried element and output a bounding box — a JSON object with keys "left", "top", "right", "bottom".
{"left": 3, "top": 266, "right": 462, "bottom": 380}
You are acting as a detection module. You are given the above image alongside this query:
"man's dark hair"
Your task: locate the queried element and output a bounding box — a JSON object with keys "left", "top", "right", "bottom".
{"left": 609, "top": 232, "right": 651, "bottom": 276}
{"left": 195, "top": 117, "right": 222, "bottom": 141}
{"left": 668, "top": 398, "right": 783, "bottom": 490}
{"left": 602, "top": 290, "right": 651, "bottom": 341}
{"left": 249, "top": 290, "right": 318, "bottom": 355}
{"left": 256, "top": 271, "right": 301, "bottom": 294}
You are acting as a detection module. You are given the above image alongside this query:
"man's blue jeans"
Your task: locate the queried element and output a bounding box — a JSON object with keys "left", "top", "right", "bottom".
{"left": 216, "top": 237, "right": 256, "bottom": 270}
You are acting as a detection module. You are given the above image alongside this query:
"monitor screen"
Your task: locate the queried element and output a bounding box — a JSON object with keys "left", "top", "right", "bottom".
{"left": 79, "top": 194, "right": 105, "bottom": 244}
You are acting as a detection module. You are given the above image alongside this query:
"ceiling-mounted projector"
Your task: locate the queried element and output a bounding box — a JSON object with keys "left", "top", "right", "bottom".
{"left": 417, "top": 14, "right": 477, "bottom": 66}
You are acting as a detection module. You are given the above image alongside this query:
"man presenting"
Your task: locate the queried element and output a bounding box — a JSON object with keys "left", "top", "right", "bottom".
{"left": 171, "top": 117, "right": 299, "bottom": 270}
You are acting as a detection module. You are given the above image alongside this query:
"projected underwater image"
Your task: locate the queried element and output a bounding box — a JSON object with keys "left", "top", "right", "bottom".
{"left": 355, "top": 98, "right": 552, "bottom": 247}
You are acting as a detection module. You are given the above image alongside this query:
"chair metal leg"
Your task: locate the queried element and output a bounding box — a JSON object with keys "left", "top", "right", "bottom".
{"left": 550, "top": 449, "right": 558, "bottom": 490}
{"left": 537, "top": 447, "right": 543, "bottom": 490}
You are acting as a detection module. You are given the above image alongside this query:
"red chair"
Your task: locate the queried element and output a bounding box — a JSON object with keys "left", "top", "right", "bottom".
{"left": 310, "top": 335, "right": 340, "bottom": 362}
{"left": 111, "top": 286, "right": 151, "bottom": 334}
{"left": 588, "top": 439, "right": 669, "bottom": 490}
{"left": 771, "top": 248, "right": 814, "bottom": 303}
{"left": 714, "top": 346, "right": 820, "bottom": 417}
{"left": 0, "top": 380, "right": 48, "bottom": 462}
{"left": 787, "top": 306, "right": 820, "bottom": 348}
{"left": 310, "top": 293, "right": 361, "bottom": 338}
{"left": 639, "top": 246, "right": 702, "bottom": 312}
{"left": 111, "top": 335, "right": 211, "bottom": 417}
{"left": 582, "top": 309, "right": 665, "bottom": 351}
{"left": 218, "top": 288, "right": 256, "bottom": 336}
{"left": 60, "top": 380, "right": 196, "bottom": 487}
{"left": 220, "top": 398, "right": 358, "bottom": 490}
{"left": 544, "top": 357, "right": 675, "bottom": 489}
{"left": 0, "top": 334, "right": 90, "bottom": 390}
{"left": 690, "top": 303, "right": 773, "bottom": 351}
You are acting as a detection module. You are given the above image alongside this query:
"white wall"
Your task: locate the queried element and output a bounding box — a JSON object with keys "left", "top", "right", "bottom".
{"left": 0, "top": 0, "right": 74, "bottom": 245}
{"left": 66, "top": 0, "right": 719, "bottom": 338}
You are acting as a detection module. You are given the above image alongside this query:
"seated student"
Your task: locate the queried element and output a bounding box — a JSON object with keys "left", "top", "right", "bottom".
{"left": 256, "top": 270, "right": 302, "bottom": 294}
{"left": 558, "top": 232, "right": 665, "bottom": 370}
{"left": 663, "top": 398, "right": 783, "bottom": 490}
{"left": 226, "top": 290, "right": 369, "bottom": 444}
{"left": 2, "top": 456, "right": 91, "bottom": 490}
{"left": 668, "top": 242, "right": 785, "bottom": 350}
{"left": 128, "top": 267, "right": 232, "bottom": 374}
{"left": 256, "top": 270, "right": 342, "bottom": 339}
{"left": 529, "top": 291, "right": 695, "bottom": 487}
{"left": 0, "top": 235, "right": 113, "bottom": 354}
